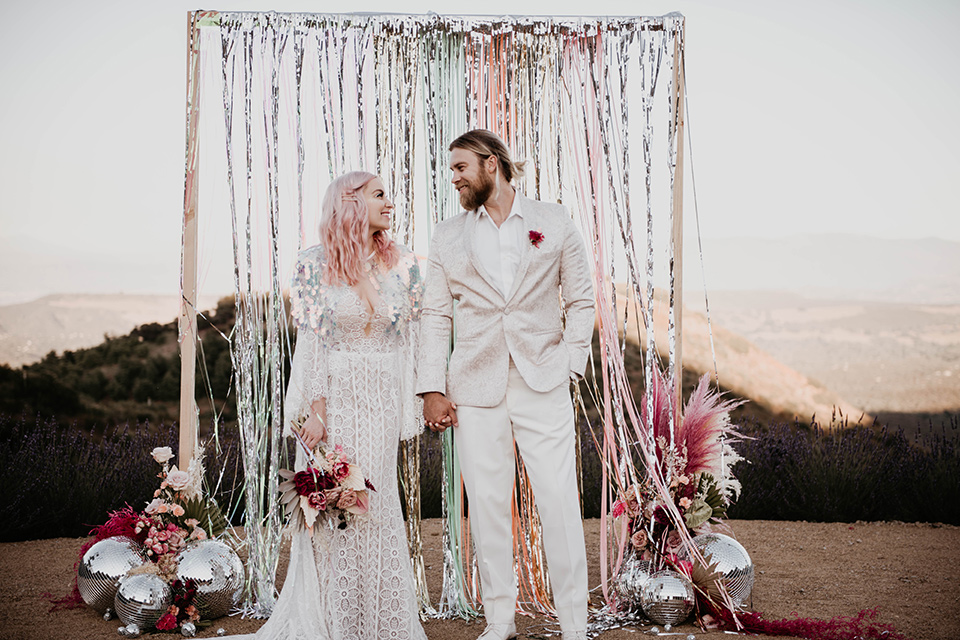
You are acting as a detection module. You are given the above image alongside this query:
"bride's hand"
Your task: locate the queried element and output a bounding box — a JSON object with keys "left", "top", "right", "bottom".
{"left": 300, "top": 399, "right": 327, "bottom": 450}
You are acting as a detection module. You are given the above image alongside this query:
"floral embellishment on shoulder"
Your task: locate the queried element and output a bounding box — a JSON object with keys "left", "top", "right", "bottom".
{"left": 528, "top": 229, "right": 545, "bottom": 248}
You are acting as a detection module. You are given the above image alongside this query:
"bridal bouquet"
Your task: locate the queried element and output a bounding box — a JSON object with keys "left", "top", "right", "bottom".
{"left": 279, "top": 442, "right": 376, "bottom": 534}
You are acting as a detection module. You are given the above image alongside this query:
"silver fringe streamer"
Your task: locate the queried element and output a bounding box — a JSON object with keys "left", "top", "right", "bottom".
{"left": 191, "top": 11, "right": 692, "bottom": 628}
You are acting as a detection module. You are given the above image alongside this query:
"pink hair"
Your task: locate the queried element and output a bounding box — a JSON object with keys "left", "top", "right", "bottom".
{"left": 319, "top": 171, "right": 399, "bottom": 286}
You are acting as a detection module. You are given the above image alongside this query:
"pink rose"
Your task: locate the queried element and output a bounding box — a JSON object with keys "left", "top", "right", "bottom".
{"left": 665, "top": 530, "right": 684, "bottom": 552}
{"left": 184, "top": 518, "right": 199, "bottom": 528}
{"left": 678, "top": 497, "right": 692, "bottom": 509}
{"left": 336, "top": 489, "right": 357, "bottom": 511}
{"left": 630, "top": 529, "right": 648, "bottom": 550}
{"left": 145, "top": 499, "right": 164, "bottom": 515}
{"left": 171, "top": 504, "right": 185, "bottom": 517}
{"left": 324, "top": 487, "right": 342, "bottom": 504}
{"left": 167, "top": 531, "right": 185, "bottom": 549}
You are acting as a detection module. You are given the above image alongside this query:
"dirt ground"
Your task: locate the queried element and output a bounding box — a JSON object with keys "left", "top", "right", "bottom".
{"left": 1, "top": 519, "right": 957, "bottom": 640}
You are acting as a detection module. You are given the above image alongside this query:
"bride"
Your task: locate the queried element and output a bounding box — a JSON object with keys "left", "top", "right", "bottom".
{"left": 241, "top": 171, "right": 427, "bottom": 640}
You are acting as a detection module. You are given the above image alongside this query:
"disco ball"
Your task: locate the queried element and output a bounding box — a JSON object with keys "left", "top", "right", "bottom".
{"left": 613, "top": 556, "right": 654, "bottom": 612}
{"left": 681, "top": 533, "right": 754, "bottom": 606}
{"left": 77, "top": 537, "right": 148, "bottom": 613}
{"left": 175, "top": 539, "right": 244, "bottom": 619}
{"left": 640, "top": 570, "right": 695, "bottom": 626}
{"left": 114, "top": 573, "right": 172, "bottom": 629}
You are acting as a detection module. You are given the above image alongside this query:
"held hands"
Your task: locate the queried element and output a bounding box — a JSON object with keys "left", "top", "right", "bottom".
{"left": 423, "top": 392, "right": 457, "bottom": 432}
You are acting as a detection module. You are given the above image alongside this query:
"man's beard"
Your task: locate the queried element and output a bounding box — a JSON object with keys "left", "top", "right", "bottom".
{"left": 459, "top": 169, "right": 495, "bottom": 211}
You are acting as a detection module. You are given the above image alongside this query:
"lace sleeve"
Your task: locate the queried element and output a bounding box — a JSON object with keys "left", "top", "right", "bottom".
{"left": 398, "top": 315, "right": 424, "bottom": 441}
{"left": 398, "top": 252, "right": 424, "bottom": 441}
{"left": 283, "top": 328, "right": 328, "bottom": 437}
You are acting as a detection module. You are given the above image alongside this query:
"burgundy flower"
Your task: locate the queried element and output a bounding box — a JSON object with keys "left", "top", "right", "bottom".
{"left": 528, "top": 230, "right": 545, "bottom": 248}
{"left": 155, "top": 612, "right": 178, "bottom": 631}
{"left": 294, "top": 468, "right": 335, "bottom": 494}
{"left": 293, "top": 469, "right": 319, "bottom": 495}
{"left": 315, "top": 471, "right": 337, "bottom": 491}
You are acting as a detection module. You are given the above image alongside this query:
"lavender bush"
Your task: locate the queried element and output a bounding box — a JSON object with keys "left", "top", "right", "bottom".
{"left": 728, "top": 418, "right": 960, "bottom": 524}
{"left": 0, "top": 415, "right": 243, "bottom": 542}
{"left": 3, "top": 411, "right": 957, "bottom": 542}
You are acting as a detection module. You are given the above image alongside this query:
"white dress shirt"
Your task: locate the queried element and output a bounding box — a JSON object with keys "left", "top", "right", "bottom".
{"left": 475, "top": 194, "right": 524, "bottom": 297}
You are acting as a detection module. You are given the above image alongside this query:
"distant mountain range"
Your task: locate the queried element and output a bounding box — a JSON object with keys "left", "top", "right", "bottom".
{"left": 1, "top": 234, "right": 957, "bottom": 417}
{"left": 684, "top": 234, "right": 960, "bottom": 304}
{"left": 0, "top": 294, "right": 220, "bottom": 368}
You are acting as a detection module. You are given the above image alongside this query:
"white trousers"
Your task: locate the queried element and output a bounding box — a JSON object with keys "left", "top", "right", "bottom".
{"left": 455, "top": 365, "right": 588, "bottom": 633}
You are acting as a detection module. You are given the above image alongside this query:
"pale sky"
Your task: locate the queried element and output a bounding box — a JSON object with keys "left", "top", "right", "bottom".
{"left": 0, "top": 0, "right": 958, "bottom": 304}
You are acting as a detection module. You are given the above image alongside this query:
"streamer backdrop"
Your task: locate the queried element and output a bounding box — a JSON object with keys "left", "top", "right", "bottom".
{"left": 182, "top": 10, "right": 700, "bottom": 622}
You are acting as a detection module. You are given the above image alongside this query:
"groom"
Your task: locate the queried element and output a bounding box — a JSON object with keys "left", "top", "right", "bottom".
{"left": 417, "top": 129, "right": 595, "bottom": 640}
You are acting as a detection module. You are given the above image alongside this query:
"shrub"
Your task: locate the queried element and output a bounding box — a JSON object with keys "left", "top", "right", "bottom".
{"left": 0, "top": 415, "right": 242, "bottom": 542}
{"left": 728, "top": 419, "right": 960, "bottom": 524}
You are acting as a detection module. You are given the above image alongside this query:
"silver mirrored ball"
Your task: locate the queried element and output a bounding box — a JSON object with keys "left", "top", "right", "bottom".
{"left": 640, "top": 570, "right": 695, "bottom": 626}
{"left": 614, "top": 556, "right": 654, "bottom": 613}
{"left": 114, "top": 573, "right": 171, "bottom": 629}
{"left": 175, "top": 539, "right": 244, "bottom": 619}
{"left": 181, "top": 621, "right": 197, "bottom": 637}
{"left": 681, "top": 533, "right": 754, "bottom": 606}
{"left": 78, "top": 537, "right": 147, "bottom": 613}
{"left": 124, "top": 622, "right": 141, "bottom": 638}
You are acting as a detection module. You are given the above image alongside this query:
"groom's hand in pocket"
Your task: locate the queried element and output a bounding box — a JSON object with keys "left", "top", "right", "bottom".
{"left": 422, "top": 392, "right": 458, "bottom": 432}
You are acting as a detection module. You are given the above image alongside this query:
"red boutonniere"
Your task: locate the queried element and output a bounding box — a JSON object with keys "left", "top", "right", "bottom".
{"left": 528, "top": 230, "right": 545, "bottom": 248}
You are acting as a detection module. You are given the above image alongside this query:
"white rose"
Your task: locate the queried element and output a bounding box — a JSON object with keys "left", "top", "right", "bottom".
{"left": 166, "top": 467, "right": 192, "bottom": 491}
{"left": 151, "top": 447, "right": 174, "bottom": 464}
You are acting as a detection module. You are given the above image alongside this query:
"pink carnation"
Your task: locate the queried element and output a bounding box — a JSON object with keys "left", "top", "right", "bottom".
{"left": 611, "top": 500, "right": 626, "bottom": 519}
{"left": 308, "top": 491, "right": 327, "bottom": 511}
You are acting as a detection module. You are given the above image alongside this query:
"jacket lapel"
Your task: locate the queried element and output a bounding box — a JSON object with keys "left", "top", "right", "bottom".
{"left": 464, "top": 210, "right": 503, "bottom": 298}
{"left": 505, "top": 195, "right": 537, "bottom": 304}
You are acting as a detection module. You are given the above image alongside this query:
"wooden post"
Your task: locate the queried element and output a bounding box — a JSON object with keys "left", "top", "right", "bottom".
{"left": 670, "top": 21, "right": 686, "bottom": 422}
{"left": 179, "top": 11, "right": 202, "bottom": 468}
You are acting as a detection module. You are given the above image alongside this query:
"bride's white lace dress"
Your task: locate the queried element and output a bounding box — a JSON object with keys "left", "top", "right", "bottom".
{"left": 240, "top": 243, "right": 426, "bottom": 640}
